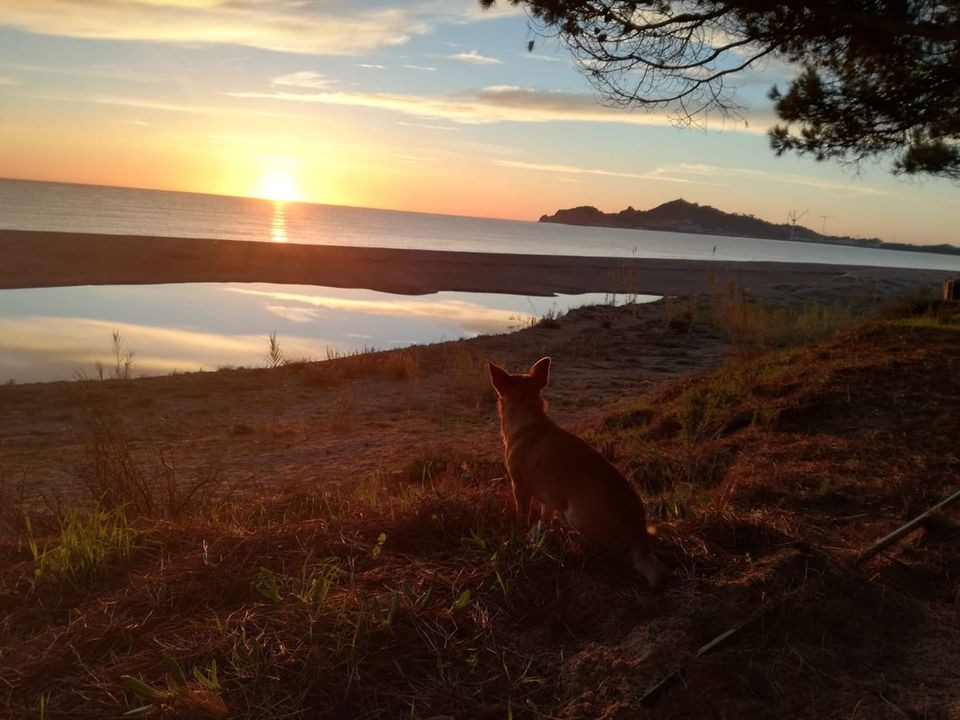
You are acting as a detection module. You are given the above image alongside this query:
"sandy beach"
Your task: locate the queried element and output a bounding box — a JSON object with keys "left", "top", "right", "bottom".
{"left": 0, "top": 229, "right": 951, "bottom": 299}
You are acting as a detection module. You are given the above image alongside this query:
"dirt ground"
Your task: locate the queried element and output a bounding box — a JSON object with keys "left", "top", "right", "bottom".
{"left": 0, "top": 300, "right": 728, "bottom": 506}
{"left": 1, "top": 285, "right": 958, "bottom": 720}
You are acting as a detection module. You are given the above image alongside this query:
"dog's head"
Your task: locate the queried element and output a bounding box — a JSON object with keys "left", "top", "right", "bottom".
{"left": 488, "top": 357, "right": 551, "bottom": 412}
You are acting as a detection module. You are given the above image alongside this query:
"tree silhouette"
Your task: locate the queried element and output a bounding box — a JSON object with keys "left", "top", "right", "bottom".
{"left": 482, "top": 0, "right": 960, "bottom": 180}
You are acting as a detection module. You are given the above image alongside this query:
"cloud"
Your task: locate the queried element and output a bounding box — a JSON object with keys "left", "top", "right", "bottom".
{"left": 28, "top": 91, "right": 304, "bottom": 119}
{"left": 427, "top": 0, "right": 523, "bottom": 22}
{"left": 493, "top": 158, "right": 891, "bottom": 197}
{"left": 396, "top": 121, "right": 459, "bottom": 132}
{"left": 402, "top": 64, "right": 437, "bottom": 72}
{"left": 524, "top": 54, "right": 564, "bottom": 63}
{"left": 0, "top": 1, "right": 420, "bottom": 55}
{"left": 0, "top": 1, "right": 522, "bottom": 55}
{"left": 272, "top": 71, "right": 331, "bottom": 90}
{"left": 0, "top": 61, "right": 159, "bottom": 82}
{"left": 227, "top": 82, "right": 775, "bottom": 133}
{"left": 450, "top": 50, "right": 502, "bottom": 65}
{"left": 494, "top": 160, "right": 711, "bottom": 184}
{"left": 357, "top": 64, "right": 388, "bottom": 70}
{"left": 226, "top": 83, "right": 740, "bottom": 129}
{"left": 663, "top": 163, "right": 891, "bottom": 197}
{"left": 0, "top": 76, "right": 19, "bottom": 85}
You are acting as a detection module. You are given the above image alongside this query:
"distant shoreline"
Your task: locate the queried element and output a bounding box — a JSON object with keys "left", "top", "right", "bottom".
{"left": 540, "top": 200, "right": 960, "bottom": 258}
{"left": 0, "top": 229, "right": 950, "bottom": 299}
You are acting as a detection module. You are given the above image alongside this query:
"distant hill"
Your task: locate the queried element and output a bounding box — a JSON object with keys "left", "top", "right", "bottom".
{"left": 539, "top": 199, "right": 960, "bottom": 257}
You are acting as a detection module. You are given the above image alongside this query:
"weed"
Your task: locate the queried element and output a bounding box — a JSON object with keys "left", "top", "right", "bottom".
{"left": 111, "top": 330, "right": 136, "bottom": 379}
{"left": 74, "top": 397, "right": 229, "bottom": 518}
{"left": 507, "top": 313, "right": 537, "bottom": 331}
{"left": 443, "top": 343, "right": 500, "bottom": 407}
{"left": 896, "top": 315, "right": 960, "bottom": 331}
{"left": 536, "top": 306, "right": 563, "bottom": 329}
{"left": 254, "top": 566, "right": 283, "bottom": 603}
{"left": 370, "top": 532, "right": 387, "bottom": 559}
{"left": 265, "top": 331, "right": 285, "bottom": 368}
{"left": 705, "top": 285, "right": 857, "bottom": 351}
{"left": 26, "top": 508, "right": 137, "bottom": 588}
{"left": 292, "top": 556, "right": 342, "bottom": 615}
{"left": 0, "top": 468, "right": 30, "bottom": 534}
{"left": 329, "top": 387, "right": 354, "bottom": 431}
{"left": 386, "top": 349, "right": 421, "bottom": 384}
{"left": 120, "top": 651, "right": 227, "bottom": 719}
{"left": 661, "top": 295, "right": 698, "bottom": 331}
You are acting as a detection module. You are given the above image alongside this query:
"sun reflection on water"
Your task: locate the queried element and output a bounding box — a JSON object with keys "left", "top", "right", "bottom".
{"left": 271, "top": 202, "right": 288, "bottom": 243}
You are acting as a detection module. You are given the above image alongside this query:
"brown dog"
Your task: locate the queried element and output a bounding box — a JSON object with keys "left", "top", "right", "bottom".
{"left": 489, "top": 356, "right": 666, "bottom": 589}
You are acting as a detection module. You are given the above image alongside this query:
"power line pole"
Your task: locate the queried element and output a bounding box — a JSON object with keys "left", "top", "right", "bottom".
{"left": 787, "top": 209, "right": 808, "bottom": 241}
{"left": 819, "top": 214, "right": 834, "bottom": 236}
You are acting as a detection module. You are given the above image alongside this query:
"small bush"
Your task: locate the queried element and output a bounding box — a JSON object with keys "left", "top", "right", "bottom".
{"left": 75, "top": 397, "right": 228, "bottom": 518}
{"left": 706, "top": 285, "right": 858, "bottom": 351}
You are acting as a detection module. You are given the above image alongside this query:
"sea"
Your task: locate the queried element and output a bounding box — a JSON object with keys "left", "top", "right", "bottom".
{"left": 2, "top": 177, "right": 959, "bottom": 383}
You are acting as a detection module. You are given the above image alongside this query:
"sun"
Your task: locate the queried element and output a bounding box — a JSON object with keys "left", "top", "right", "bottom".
{"left": 257, "top": 169, "right": 302, "bottom": 202}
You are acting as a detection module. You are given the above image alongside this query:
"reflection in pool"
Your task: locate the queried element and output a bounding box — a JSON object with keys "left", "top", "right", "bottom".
{"left": 0, "top": 283, "right": 656, "bottom": 383}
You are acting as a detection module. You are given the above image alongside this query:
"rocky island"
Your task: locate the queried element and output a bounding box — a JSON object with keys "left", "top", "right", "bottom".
{"left": 540, "top": 199, "right": 960, "bottom": 257}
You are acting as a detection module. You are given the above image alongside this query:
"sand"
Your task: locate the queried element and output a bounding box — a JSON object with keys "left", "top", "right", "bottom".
{"left": 0, "top": 229, "right": 951, "bottom": 299}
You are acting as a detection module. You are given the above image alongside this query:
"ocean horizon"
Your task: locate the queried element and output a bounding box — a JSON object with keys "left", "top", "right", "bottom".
{"left": 4, "top": 177, "right": 960, "bottom": 271}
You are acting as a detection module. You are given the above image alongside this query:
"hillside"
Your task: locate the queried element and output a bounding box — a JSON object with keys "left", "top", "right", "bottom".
{"left": 540, "top": 199, "right": 960, "bottom": 256}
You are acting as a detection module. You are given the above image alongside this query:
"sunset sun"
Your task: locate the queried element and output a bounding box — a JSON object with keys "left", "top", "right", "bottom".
{"left": 258, "top": 170, "right": 302, "bottom": 203}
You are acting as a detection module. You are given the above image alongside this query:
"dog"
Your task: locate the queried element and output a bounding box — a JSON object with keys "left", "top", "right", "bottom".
{"left": 489, "top": 356, "right": 666, "bottom": 589}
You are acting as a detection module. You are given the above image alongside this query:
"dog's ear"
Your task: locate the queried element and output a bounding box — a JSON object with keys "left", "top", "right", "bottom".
{"left": 529, "top": 356, "right": 551, "bottom": 389}
{"left": 488, "top": 361, "right": 511, "bottom": 397}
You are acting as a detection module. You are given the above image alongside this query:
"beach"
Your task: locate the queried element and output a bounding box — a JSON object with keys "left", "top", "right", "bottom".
{"left": 0, "top": 229, "right": 951, "bottom": 300}
{"left": 3, "top": 228, "right": 959, "bottom": 720}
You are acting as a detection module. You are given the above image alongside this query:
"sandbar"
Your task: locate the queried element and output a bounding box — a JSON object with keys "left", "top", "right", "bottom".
{"left": 0, "top": 229, "right": 950, "bottom": 299}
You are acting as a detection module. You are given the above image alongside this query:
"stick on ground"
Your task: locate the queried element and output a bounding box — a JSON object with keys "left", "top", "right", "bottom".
{"left": 857, "top": 487, "right": 960, "bottom": 565}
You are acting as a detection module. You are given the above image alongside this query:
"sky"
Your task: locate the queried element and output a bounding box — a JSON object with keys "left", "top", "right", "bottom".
{"left": 0, "top": 0, "right": 957, "bottom": 246}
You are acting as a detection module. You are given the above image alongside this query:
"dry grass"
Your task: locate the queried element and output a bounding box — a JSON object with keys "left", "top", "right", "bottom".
{"left": 2, "top": 301, "right": 959, "bottom": 719}
{"left": 72, "top": 388, "right": 231, "bottom": 518}
{"left": 661, "top": 283, "right": 864, "bottom": 353}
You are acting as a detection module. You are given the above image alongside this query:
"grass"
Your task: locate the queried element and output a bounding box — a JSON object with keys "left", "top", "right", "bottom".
{"left": 708, "top": 286, "right": 857, "bottom": 351}
{"left": 72, "top": 392, "right": 230, "bottom": 518}
{"left": 265, "top": 331, "right": 285, "bottom": 369}
{"left": 73, "top": 329, "right": 138, "bottom": 382}
{"left": 120, "top": 651, "right": 226, "bottom": 719}
{"left": 25, "top": 508, "right": 138, "bottom": 589}
{"left": 2, "top": 471, "right": 571, "bottom": 718}
{"left": 2, "top": 298, "right": 959, "bottom": 719}
{"left": 441, "top": 342, "right": 503, "bottom": 407}
{"left": 662, "top": 283, "right": 864, "bottom": 353}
